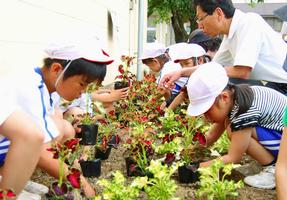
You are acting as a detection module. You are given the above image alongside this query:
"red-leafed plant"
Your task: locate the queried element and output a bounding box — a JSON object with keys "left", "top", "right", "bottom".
{"left": 0, "top": 189, "right": 16, "bottom": 200}
{"left": 114, "top": 55, "right": 136, "bottom": 89}
{"left": 47, "top": 138, "right": 83, "bottom": 199}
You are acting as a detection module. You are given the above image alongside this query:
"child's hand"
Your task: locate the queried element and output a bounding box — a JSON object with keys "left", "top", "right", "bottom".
{"left": 110, "top": 87, "right": 129, "bottom": 101}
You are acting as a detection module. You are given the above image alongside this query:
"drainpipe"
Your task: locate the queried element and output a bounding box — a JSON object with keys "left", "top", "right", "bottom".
{"left": 136, "top": 0, "right": 144, "bottom": 80}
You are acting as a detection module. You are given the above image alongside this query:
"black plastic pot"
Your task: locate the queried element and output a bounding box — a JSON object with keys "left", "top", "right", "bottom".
{"left": 108, "top": 135, "right": 120, "bottom": 148}
{"left": 178, "top": 165, "right": 200, "bottom": 183}
{"left": 77, "top": 124, "right": 98, "bottom": 145}
{"left": 95, "top": 147, "right": 112, "bottom": 160}
{"left": 114, "top": 81, "right": 129, "bottom": 89}
{"left": 80, "top": 159, "right": 101, "bottom": 177}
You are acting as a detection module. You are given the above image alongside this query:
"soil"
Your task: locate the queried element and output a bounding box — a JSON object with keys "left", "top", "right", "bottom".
{"left": 32, "top": 134, "right": 277, "bottom": 200}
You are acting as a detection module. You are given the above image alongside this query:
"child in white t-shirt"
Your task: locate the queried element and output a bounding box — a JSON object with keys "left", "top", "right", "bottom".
{"left": 0, "top": 81, "right": 44, "bottom": 196}
{"left": 0, "top": 36, "right": 113, "bottom": 198}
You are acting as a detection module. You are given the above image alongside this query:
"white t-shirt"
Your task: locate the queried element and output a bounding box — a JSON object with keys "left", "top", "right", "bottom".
{"left": 5, "top": 68, "right": 60, "bottom": 143}
{"left": 156, "top": 61, "right": 188, "bottom": 94}
{"left": 0, "top": 77, "right": 17, "bottom": 126}
{"left": 213, "top": 9, "right": 287, "bottom": 83}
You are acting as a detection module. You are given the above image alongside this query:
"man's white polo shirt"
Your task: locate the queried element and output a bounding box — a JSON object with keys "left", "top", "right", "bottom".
{"left": 213, "top": 9, "right": 287, "bottom": 83}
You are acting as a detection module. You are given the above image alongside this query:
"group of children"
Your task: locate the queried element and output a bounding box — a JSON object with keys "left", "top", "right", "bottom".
{"left": 0, "top": 14, "right": 287, "bottom": 200}
{"left": 140, "top": 27, "right": 287, "bottom": 199}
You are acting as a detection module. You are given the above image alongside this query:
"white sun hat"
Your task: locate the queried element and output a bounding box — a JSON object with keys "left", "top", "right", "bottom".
{"left": 139, "top": 42, "right": 167, "bottom": 60}
{"left": 187, "top": 62, "right": 228, "bottom": 116}
{"left": 44, "top": 36, "right": 114, "bottom": 64}
{"left": 169, "top": 42, "right": 206, "bottom": 63}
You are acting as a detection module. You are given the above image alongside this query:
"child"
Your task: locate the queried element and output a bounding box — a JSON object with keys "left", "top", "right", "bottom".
{"left": 139, "top": 42, "right": 188, "bottom": 106}
{"left": 276, "top": 107, "right": 287, "bottom": 199}
{"left": 186, "top": 62, "right": 287, "bottom": 189}
{"left": 0, "top": 86, "right": 44, "bottom": 198}
{"left": 0, "top": 36, "right": 113, "bottom": 197}
{"left": 167, "top": 43, "right": 207, "bottom": 110}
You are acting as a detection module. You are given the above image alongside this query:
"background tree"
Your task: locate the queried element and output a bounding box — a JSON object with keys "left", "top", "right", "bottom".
{"left": 147, "top": 0, "right": 264, "bottom": 43}
{"left": 148, "top": 0, "right": 197, "bottom": 43}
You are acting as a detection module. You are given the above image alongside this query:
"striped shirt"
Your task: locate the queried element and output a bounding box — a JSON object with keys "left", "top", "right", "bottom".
{"left": 229, "top": 86, "right": 287, "bottom": 132}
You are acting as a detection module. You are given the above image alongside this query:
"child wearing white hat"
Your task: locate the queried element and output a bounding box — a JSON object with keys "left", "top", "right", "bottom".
{"left": 0, "top": 82, "right": 44, "bottom": 198}
{"left": 187, "top": 62, "right": 287, "bottom": 189}
{"left": 167, "top": 43, "right": 207, "bottom": 110}
{"left": 139, "top": 42, "right": 188, "bottom": 107}
{"left": 0, "top": 35, "right": 113, "bottom": 198}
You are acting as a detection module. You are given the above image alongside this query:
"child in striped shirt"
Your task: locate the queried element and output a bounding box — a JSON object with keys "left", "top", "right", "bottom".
{"left": 186, "top": 62, "right": 287, "bottom": 189}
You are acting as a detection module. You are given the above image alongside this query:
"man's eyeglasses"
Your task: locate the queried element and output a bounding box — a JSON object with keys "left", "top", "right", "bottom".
{"left": 196, "top": 14, "right": 209, "bottom": 24}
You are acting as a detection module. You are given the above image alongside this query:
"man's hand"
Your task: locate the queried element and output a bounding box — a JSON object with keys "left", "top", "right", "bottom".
{"left": 158, "top": 70, "right": 182, "bottom": 89}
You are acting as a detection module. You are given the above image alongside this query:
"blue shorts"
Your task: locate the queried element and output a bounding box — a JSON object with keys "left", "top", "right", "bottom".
{"left": 0, "top": 138, "right": 10, "bottom": 166}
{"left": 256, "top": 126, "right": 282, "bottom": 156}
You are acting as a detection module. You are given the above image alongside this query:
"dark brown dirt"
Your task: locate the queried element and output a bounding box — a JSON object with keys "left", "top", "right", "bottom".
{"left": 32, "top": 136, "right": 277, "bottom": 200}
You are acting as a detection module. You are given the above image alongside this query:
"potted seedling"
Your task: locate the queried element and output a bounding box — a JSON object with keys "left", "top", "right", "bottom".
{"left": 46, "top": 138, "right": 83, "bottom": 199}
{"left": 196, "top": 159, "right": 244, "bottom": 200}
{"left": 177, "top": 115, "right": 207, "bottom": 183}
{"left": 144, "top": 160, "right": 180, "bottom": 200}
{"left": 79, "top": 145, "right": 101, "bottom": 178}
{"left": 94, "top": 110, "right": 119, "bottom": 160}
{"left": 124, "top": 122, "right": 154, "bottom": 177}
{"left": 94, "top": 171, "right": 147, "bottom": 200}
{"left": 114, "top": 55, "right": 136, "bottom": 89}
{"left": 76, "top": 83, "right": 101, "bottom": 146}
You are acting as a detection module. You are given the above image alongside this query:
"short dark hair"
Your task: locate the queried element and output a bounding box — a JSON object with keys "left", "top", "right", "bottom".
{"left": 43, "top": 58, "right": 107, "bottom": 83}
{"left": 193, "top": 0, "right": 235, "bottom": 18}
{"left": 225, "top": 84, "right": 254, "bottom": 117}
{"left": 198, "top": 37, "right": 222, "bottom": 52}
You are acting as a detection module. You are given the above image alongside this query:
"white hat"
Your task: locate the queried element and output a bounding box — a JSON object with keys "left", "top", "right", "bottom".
{"left": 187, "top": 62, "right": 228, "bottom": 116}
{"left": 44, "top": 36, "right": 114, "bottom": 64}
{"left": 139, "top": 42, "right": 166, "bottom": 60}
{"left": 169, "top": 43, "right": 206, "bottom": 63}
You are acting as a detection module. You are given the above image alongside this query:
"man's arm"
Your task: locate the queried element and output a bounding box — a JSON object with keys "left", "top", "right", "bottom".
{"left": 224, "top": 65, "right": 252, "bottom": 79}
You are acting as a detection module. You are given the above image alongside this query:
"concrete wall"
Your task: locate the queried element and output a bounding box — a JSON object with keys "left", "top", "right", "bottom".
{"left": 0, "top": 0, "right": 147, "bottom": 84}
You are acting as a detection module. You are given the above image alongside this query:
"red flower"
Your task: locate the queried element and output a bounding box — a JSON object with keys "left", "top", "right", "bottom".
{"left": 192, "top": 131, "right": 206, "bottom": 145}
{"left": 98, "top": 118, "right": 108, "bottom": 125}
{"left": 0, "top": 189, "right": 16, "bottom": 199}
{"left": 141, "top": 116, "right": 148, "bottom": 122}
{"left": 143, "top": 140, "right": 151, "bottom": 146}
{"left": 67, "top": 168, "right": 81, "bottom": 189}
{"left": 164, "top": 153, "right": 175, "bottom": 165}
{"left": 6, "top": 190, "right": 16, "bottom": 197}
{"left": 64, "top": 138, "right": 80, "bottom": 152}
{"left": 118, "top": 65, "right": 124, "bottom": 74}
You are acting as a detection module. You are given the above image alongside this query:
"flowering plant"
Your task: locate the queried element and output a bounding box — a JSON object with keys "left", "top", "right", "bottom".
{"left": 144, "top": 160, "right": 180, "bottom": 200}
{"left": 94, "top": 171, "right": 146, "bottom": 200}
{"left": 197, "top": 159, "right": 244, "bottom": 200}
{"left": 47, "top": 138, "right": 83, "bottom": 199}
{"left": 114, "top": 55, "right": 136, "bottom": 88}
{"left": 0, "top": 189, "right": 16, "bottom": 200}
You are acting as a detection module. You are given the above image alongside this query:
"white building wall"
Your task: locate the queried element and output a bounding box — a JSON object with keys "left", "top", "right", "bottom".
{"left": 0, "top": 0, "right": 147, "bottom": 84}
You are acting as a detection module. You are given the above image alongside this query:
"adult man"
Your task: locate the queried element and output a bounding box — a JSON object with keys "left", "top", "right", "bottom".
{"left": 161, "top": 0, "right": 287, "bottom": 95}
{"left": 194, "top": 0, "right": 287, "bottom": 94}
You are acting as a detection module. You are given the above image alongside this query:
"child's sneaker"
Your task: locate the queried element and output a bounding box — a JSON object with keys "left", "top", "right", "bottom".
{"left": 244, "top": 164, "right": 275, "bottom": 189}
{"left": 24, "top": 181, "right": 49, "bottom": 195}
{"left": 18, "top": 190, "right": 41, "bottom": 200}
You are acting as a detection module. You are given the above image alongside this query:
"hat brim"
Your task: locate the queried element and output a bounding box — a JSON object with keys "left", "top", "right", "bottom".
{"left": 83, "top": 57, "right": 114, "bottom": 65}
{"left": 187, "top": 96, "right": 216, "bottom": 116}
